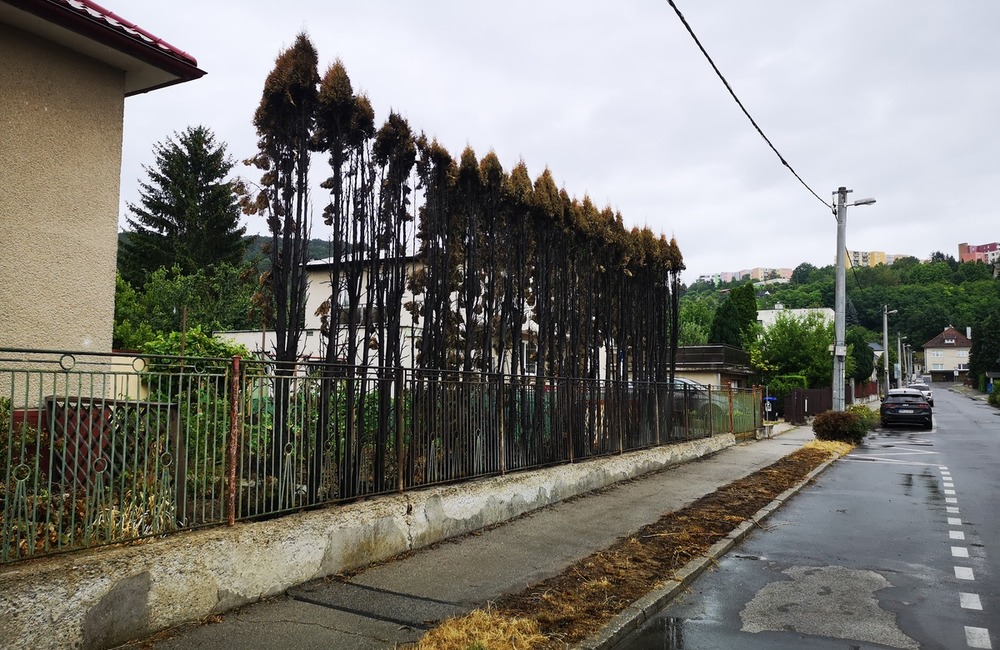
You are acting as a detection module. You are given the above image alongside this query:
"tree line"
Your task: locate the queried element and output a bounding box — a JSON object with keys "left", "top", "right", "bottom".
{"left": 680, "top": 254, "right": 1000, "bottom": 390}
{"left": 115, "top": 33, "right": 685, "bottom": 386}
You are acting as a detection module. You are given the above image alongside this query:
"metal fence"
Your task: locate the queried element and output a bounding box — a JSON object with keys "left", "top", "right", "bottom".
{"left": 0, "top": 348, "right": 762, "bottom": 564}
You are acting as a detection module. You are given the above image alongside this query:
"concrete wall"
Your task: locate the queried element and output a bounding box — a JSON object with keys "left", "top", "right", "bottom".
{"left": 0, "top": 23, "right": 125, "bottom": 353}
{"left": 0, "top": 434, "right": 734, "bottom": 650}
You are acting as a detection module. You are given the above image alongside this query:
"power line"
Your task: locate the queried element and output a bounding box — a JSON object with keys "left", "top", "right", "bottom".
{"left": 664, "top": 0, "right": 832, "bottom": 211}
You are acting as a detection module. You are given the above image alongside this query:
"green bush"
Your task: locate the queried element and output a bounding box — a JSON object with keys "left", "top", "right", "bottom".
{"left": 989, "top": 389, "right": 999, "bottom": 407}
{"left": 812, "top": 410, "right": 866, "bottom": 444}
{"left": 846, "top": 404, "right": 879, "bottom": 432}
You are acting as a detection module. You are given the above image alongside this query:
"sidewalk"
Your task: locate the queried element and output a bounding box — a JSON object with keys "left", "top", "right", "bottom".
{"left": 129, "top": 423, "right": 815, "bottom": 650}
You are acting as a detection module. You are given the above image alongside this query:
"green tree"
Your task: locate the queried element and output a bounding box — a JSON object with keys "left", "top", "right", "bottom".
{"left": 790, "top": 262, "right": 817, "bottom": 285}
{"left": 729, "top": 282, "right": 758, "bottom": 344}
{"left": 708, "top": 297, "right": 742, "bottom": 347}
{"left": 113, "top": 264, "right": 260, "bottom": 350}
{"left": 969, "top": 307, "right": 1000, "bottom": 385}
{"left": 846, "top": 327, "right": 875, "bottom": 383}
{"left": 678, "top": 295, "right": 715, "bottom": 346}
{"left": 755, "top": 312, "right": 834, "bottom": 388}
{"left": 120, "top": 125, "right": 246, "bottom": 285}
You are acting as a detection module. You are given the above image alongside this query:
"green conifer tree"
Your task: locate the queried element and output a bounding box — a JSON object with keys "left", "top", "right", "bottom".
{"left": 120, "top": 125, "right": 246, "bottom": 285}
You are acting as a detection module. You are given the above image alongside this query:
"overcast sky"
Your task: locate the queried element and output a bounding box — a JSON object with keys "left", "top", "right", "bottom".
{"left": 117, "top": 1, "right": 999, "bottom": 283}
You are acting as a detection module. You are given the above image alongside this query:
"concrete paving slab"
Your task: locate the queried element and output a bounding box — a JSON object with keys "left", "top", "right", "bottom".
{"left": 288, "top": 581, "right": 464, "bottom": 630}
{"left": 150, "top": 597, "right": 424, "bottom": 650}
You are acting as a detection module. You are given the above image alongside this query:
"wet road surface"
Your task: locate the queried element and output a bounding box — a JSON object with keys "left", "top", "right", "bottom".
{"left": 614, "top": 386, "right": 999, "bottom": 649}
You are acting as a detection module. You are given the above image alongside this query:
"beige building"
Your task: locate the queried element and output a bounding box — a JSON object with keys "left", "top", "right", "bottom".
{"left": 921, "top": 326, "right": 972, "bottom": 383}
{"left": 846, "top": 250, "right": 887, "bottom": 268}
{"left": 0, "top": 0, "right": 204, "bottom": 352}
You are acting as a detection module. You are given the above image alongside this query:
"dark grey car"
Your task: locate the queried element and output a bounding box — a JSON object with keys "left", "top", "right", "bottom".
{"left": 880, "top": 393, "right": 932, "bottom": 429}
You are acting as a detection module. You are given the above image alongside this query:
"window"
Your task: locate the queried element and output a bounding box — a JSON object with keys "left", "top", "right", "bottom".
{"left": 931, "top": 350, "right": 943, "bottom": 358}
{"left": 958, "top": 350, "right": 969, "bottom": 358}
{"left": 932, "top": 363, "right": 944, "bottom": 370}
{"left": 944, "top": 337, "right": 955, "bottom": 345}
{"left": 958, "top": 363, "right": 969, "bottom": 370}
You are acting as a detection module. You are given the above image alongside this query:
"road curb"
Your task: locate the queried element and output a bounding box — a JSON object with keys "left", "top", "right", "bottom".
{"left": 576, "top": 450, "right": 843, "bottom": 650}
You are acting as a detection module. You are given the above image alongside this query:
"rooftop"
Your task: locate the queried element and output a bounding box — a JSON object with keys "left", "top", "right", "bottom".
{"left": 1, "top": 0, "right": 205, "bottom": 94}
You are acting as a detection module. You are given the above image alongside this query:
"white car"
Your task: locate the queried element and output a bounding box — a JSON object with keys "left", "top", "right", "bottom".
{"left": 907, "top": 383, "right": 934, "bottom": 407}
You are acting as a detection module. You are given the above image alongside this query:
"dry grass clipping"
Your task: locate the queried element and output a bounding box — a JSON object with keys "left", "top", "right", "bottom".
{"left": 413, "top": 606, "right": 546, "bottom": 650}
{"left": 414, "top": 444, "right": 844, "bottom": 649}
{"left": 803, "top": 439, "right": 855, "bottom": 457}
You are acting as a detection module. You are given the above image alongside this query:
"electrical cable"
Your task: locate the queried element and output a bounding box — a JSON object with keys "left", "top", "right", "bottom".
{"left": 664, "top": 0, "right": 832, "bottom": 211}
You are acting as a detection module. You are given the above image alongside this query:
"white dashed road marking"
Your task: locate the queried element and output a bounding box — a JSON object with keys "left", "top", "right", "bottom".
{"left": 942, "top": 468, "right": 993, "bottom": 648}
{"left": 960, "top": 593, "right": 983, "bottom": 611}
{"left": 966, "top": 626, "right": 993, "bottom": 649}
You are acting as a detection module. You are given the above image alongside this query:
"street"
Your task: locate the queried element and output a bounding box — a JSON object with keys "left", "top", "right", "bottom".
{"left": 614, "top": 386, "right": 999, "bottom": 649}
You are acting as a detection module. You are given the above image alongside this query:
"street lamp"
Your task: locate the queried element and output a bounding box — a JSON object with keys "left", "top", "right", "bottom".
{"left": 897, "top": 334, "right": 907, "bottom": 388}
{"left": 882, "top": 305, "right": 896, "bottom": 396}
{"left": 833, "top": 188, "right": 876, "bottom": 411}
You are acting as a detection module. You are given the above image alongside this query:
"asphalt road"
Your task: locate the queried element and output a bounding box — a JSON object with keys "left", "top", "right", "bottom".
{"left": 614, "top": 386, "right": 999, "bottom": 650}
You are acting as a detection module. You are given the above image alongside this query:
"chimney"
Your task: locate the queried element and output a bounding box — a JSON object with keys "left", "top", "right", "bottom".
{"left": 967, "top": 327, "right": 972, "bottom": 339}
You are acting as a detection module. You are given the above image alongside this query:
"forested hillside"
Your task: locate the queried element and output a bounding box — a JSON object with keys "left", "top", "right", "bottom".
{"left": 683, "top": 256, "right": 999, "bottom": 348}
{"left": 117, "top": 233, "right": 335, "bottom": 269}
{"left": 680, "top": 255, "right": 1000, "bottom": 391}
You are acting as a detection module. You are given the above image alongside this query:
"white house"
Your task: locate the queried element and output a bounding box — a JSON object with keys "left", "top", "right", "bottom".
{"left": 756, "top": 304, "right": 834, "bottom": 329}
{"left": 921, "top": 326, "right": 972, "bottom": 383}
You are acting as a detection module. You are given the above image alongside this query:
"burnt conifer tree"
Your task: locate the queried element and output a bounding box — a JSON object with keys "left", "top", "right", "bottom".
{"left": 242, "top": 33, "right": 319, "bottom": 503}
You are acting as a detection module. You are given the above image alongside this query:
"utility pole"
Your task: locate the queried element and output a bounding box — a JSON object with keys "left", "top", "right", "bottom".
{"left": 882, "top": 304, "right": 896, "bottom": 396}
{"left": 897, "top": 334, "right": 907, "bottom": 389}
{"left": 833, "top": 188, "right": 848, "bottom": 411}
{"left": 833, "top": 188, "right": 876, "bottom": 411}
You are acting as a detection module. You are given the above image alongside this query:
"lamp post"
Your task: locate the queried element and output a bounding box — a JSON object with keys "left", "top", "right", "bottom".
{"left": 882, "top": 305, "right": 896, "bottom": 396}
{"left": 833, "top": 188, "right": 876, "bottom": 411}
{"left": 897, "top": 334, "right": 907, "bottom": 388}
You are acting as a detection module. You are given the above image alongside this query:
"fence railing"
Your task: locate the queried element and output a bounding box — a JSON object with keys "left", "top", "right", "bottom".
{"left": 0, "top": 348, "right": 762, "bottom": 564}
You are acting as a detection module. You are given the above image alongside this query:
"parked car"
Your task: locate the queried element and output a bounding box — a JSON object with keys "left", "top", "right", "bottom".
{"left": 889, "top": 387, "right": 931, "bottom": 410}
{"left": 670, "top": 377, "right": 727, "bottom": 424}
{"left": 880, "top": 391, "right": 932, "bottom": 429}
{"left": 908, "top": 383, "right": 933, "bottom": 407}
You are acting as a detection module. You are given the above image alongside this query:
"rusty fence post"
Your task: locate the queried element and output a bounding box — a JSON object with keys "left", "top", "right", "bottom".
{"left": 226, "top": 355, "right": 241, "bottom": 526}
{"left": 396, "top": 367, "right": 405, "bottom": 493}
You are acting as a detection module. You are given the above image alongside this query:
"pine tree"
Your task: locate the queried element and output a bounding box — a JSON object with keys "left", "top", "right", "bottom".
{"left": 729, "top": 282, "right": 758, "bottom": 343}
{"left": 120, "top": 125, "right": 246, "bottom": 285}
{"left": 708, "top": 297, "right": 743, "bottom": 347}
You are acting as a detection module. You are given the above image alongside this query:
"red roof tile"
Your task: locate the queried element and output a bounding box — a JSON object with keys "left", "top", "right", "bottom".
{"left": 3, "top": 0, "right": 205, "bottom": 93}
{"left": 65, "top": 0, "right": 198, "bottom": 66}
{"left": 922, "top": 327, "right": 972, "bottom": 349}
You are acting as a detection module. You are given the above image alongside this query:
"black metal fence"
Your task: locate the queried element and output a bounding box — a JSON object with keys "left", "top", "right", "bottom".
{"left": 0, "top": 348, "right": 762, "bottom": 564}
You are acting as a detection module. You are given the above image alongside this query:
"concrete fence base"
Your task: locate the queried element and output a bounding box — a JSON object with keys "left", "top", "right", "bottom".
{"left": 0, "top": 433, "right": 734, "bottom": 650}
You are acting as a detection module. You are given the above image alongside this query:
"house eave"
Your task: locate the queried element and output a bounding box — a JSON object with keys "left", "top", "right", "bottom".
{"left": 1, "top": 0, "right": 205, "bottom": 95}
